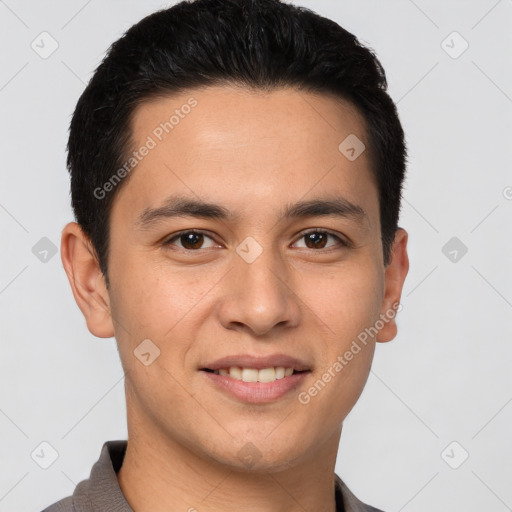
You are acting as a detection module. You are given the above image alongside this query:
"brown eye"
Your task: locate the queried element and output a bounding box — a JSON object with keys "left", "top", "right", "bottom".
{"left": 294, "top": 230, "right": 347, "bottom": 250}
{"left": 304, "top": 232, "right": 328, "bottom": 249}
{"left": 164, "top": 230, "right": 217, "bottom": 250}
{"left": 179, "top": 232, "right": 204, "bottom": 250}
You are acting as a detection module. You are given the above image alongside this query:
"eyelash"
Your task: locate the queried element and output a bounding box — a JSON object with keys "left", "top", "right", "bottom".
{"left": 162, "top": 228, "right": 349, "bottom": 251}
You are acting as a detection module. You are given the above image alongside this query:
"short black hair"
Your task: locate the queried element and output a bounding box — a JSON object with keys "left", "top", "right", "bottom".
{"left": 67, "top": 0, "right": 407, "bottom": 286}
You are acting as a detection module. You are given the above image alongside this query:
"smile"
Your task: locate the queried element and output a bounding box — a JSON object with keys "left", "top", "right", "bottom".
{"left": 203, "top": 366, "right": 304, "bottom": 383}
{"left": 200, "top": 367, "right": 311, "bottom": 403}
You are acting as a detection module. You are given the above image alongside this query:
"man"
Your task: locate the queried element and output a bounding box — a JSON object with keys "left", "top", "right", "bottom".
{"left": 43, "top": 0, "right": 409, "bottom": 510}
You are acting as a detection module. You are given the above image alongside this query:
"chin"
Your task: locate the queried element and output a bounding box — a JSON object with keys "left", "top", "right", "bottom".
{"left": 202, "top": 436, "right": 305, "bottom": 474}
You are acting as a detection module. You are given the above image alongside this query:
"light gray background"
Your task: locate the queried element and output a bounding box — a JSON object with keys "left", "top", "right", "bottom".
{"left": 1, "top": 0, "right": 511, "bottom": 510}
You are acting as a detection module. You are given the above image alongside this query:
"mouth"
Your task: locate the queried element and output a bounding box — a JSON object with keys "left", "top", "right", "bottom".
{"left": 199, "top": 354, "right": 312, "bottom": 402}
{"left": 200, "top": 366, "right": 311, "bottom": 403}
{"left": 201, "top": 367, "right": 310, "bottom": 384}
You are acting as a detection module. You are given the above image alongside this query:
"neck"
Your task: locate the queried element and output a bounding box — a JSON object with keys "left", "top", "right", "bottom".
{"left": 117, "top": 413, "right": 341, "bottom": 512}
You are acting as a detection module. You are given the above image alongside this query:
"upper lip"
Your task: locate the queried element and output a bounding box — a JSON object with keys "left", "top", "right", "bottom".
{"left": 201, "top": 354, "right": 312, "bottom": 372}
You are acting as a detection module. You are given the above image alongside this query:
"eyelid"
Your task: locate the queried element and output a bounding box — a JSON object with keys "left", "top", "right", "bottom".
{"left": 292, "top": 228, "right": 349, "bottom": 248}
{"left": 164, "top": 229, "right": 218, "bottom": 247}
{"left": 163, "top": 228, "right": 349, "bottom": 250}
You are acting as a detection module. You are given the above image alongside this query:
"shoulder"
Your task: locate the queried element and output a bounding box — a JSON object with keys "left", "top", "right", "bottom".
{"left": 40, "top": 496, "right": 74, "bottom": 512}
{"left": 38, "top": 439, "right": 121, "bottom": 512}
{"left": 335, "top": 473, "right": 386, "bottom": 512}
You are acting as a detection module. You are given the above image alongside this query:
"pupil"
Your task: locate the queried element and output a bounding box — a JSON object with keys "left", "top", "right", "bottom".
{"left": 179, "top": 232, "right": 328, "bottom": 250}
{"left": 182, "top": 232, "right": 203, "bottom": 249}
{"left": 306, "top": 232, "right": 327, "bottom": 249}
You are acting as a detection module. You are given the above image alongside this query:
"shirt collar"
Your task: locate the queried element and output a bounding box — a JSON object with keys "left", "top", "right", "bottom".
{"left": 72, "top": 440, "right": 378, "bottom": 512}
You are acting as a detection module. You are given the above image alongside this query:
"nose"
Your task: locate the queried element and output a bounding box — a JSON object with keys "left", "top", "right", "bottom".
{"left": 216, "top": 246, "right": 301, "bottom": 337}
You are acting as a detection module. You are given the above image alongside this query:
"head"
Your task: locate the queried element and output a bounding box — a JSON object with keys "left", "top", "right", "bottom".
{"left": 61, "top": 0, "right": 409, "bottom": 473}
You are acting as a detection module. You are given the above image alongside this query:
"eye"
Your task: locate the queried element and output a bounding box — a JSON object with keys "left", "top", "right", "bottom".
{"left": 163, "top": 230, "right": 219, "bottom": 251}
{"left": 163, "top": 229, "right": 349, "bottom": 252}
{"left": 292, "top": 229, "right": 348, "bottom": 250}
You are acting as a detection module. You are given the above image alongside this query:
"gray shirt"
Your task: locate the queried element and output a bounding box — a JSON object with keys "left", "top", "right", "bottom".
{"left": 41, "top": 440, "right": 385, "bottom": 512}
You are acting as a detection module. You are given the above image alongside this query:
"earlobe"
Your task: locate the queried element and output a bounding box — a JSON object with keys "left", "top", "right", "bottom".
{"left": 60, "top": 222, "right": 115, "bottom": 338}
{"left": 376, "top": 228, "right": 409, "bottom": 343}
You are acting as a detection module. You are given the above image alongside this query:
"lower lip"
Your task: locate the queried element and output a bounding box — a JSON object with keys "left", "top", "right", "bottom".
{"left": 200, "top": 370, "right": 310, "bottom": 404}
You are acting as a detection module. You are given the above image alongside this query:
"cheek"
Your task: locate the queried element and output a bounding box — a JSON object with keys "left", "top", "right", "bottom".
{"left": 111, "top": 249, "right": 214, "bottom": 334}
{"left": 295, "top": 261, "right": 382, "bottom": 408}
{"left": 300, "top": 260, "right": 384, "bottom": 341}
{"left": 301, "top": 344, "right": 374, "bottom": 438}
{"left": 297, "top": 269, "right": 382, "bottom": 430}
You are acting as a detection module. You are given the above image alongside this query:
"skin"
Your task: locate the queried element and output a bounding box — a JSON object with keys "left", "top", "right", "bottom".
{"left": 61, "top": 85, "right": 409, "bottom": 512}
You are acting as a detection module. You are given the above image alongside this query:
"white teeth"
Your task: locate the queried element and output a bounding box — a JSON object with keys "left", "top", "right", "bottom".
{"left": 213, "top": 366, "right": 298, "bottom": 383}
{"left": 257, "top": 368, "right": 277, "bottom": 383}
{"left": 229, "top": 367, "right": 242, "bottom": 380}
{"left": 242, "top": 368, "right": 259, "bottom": 382}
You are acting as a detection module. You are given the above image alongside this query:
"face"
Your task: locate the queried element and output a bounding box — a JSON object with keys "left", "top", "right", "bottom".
{"left": 63, "top": 85, "right": 408, "bottom": 473}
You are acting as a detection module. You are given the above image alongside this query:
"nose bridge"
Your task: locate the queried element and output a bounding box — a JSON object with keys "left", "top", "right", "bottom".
{"left": 236, "top": 237, "right": 288, "bottom": 305}
{"left": 241, "top": 248, "right": 282, "bottom": 292}
{"left": 217, "top": 237, "right": 300, "bottom": 335}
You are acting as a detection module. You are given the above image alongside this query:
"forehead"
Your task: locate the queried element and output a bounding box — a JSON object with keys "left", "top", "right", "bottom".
{"left": 132, "top": 85, "right": 368, "bottom": 158}
{"left": 113, "top": 85, "right": 378, "bottom": 228}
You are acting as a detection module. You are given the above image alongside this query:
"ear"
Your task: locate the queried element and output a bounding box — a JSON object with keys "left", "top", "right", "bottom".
{"left": 376, "top": 228, "right": 409, "bottom": 343}
{"left": 60, "top": 222, "right": 115, "bottom": 338}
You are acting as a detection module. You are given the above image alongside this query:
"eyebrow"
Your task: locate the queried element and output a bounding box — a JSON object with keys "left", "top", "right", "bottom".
{"left": 136, "top": 195, "right": 369, "bottom": 229}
